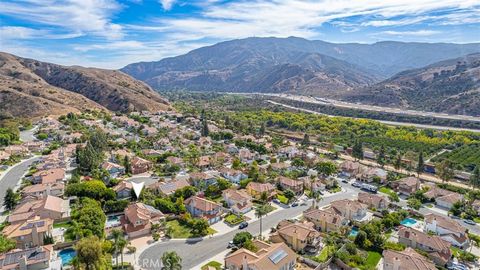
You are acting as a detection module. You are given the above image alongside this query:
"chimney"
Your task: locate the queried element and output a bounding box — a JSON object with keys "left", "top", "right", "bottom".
{"left": 242, "top": 255, "right": 249, "bottom": 270}
{"left": 19, "top": 255, "right": 27, "bottom": 270}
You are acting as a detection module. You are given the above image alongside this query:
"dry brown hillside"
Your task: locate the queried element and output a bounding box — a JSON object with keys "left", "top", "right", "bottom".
{"left": 0, "top": 52, "right": 170, "bottom": 118}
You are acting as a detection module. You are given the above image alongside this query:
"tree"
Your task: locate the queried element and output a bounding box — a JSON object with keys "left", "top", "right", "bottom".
{"left": 232, "top": 158, "right": 241, "bottom": 169}
{"left": 407, "top": 198, "right": 422, "bottom": 210}
{"left": 201, "top": 119, "right": 209, "bottom": 137}
{"left": 259, "top": 122, "right": 266, "bottom": 135}
{"left": 416, "top": 151, "right": 425, "bottom": 177}
{"left": 3, "top": 188, "right": 18, "bottom": 211}
{"left": 377, "top": 145, "right": 386, "bottom": 168}
{"left": 75, "top": 236, "right": 108, "bottom": 270}
{"left": 283, "top": 189, "right": 295, "bottom": 201}
{"left": 301, "top": 133, "right": 310, "bottom": 147}
{"left": 123, "top": 155, "right": 131, "bottom": 175}
{"left": 470, "top": 166, "right": 480, "bottom": 190}
{"left": 354, "top": 230, "right": 368, "bottom": 248}
{"left": 248, "top": 161, "right": 260, "bottom": 182}
{"left": 316, "top": 161, "right": 338, "bottom": 176}
{"left": 255, "top": 205, "right": 269, "bottom": 238}
{"left": 161, "top": 251, "right": 182, "bottom": 270}
{"left": 0, "top": 235, "right": 16, "bottom": 253}
{"left": 189, "top": 218, "right": 209, "bottom": 236}
{"left": 394, "top": 153, "right": 402, "bottom": 170}
{"left": 111, "top": 229, "right": 124, "bottom": 268}
{"left": 233, "top": 232, "right": 253, "bottom": 247}
{"left": 352, "top": 141, "right": 363, "bottom": 160}
{"left": 437, "top": 159, "right": 454, "bottom": 183}
{"left": 74, "top": 198, "right": 107, "bottom": 238}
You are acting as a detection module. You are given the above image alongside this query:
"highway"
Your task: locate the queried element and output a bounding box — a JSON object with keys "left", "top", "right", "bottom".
{"left": 266, "top": 100, "right": 480, "bottom": 133}
{"left": 236, "top": 92, "right": 480, "bottom": 123}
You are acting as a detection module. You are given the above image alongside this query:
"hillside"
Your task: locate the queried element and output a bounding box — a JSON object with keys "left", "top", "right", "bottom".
{"left": 343, "top": 53, "right": 480, "bottom": 116}
{"left": 0, "top": 53, "right": 170, "bottom": 118}
{"left": 122, "top": 37, "right": 480, "bottom": 96}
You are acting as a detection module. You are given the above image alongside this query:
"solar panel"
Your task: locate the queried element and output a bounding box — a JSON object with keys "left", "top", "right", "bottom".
{"left": 269, "top": 249, "right": 288, "bottom": 264}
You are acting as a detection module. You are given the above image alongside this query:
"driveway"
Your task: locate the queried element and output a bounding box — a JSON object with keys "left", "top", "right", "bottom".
{"left": 138, "top": 186, "right": 357, "bottom": 269}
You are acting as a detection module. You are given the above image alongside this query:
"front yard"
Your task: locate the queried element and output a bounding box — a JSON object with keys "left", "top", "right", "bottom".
{"left": 166, "top": 220, "right": 216, "bottom": 239}
{"left": 224, "top": 214, "right": 245, "bottom": 225}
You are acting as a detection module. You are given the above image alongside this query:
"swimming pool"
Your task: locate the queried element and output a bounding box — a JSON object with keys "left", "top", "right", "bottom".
{"left": 349, "top": 227, "right": 359, "bottom": 237}
{"left": 59, "top": 248, "right": 76, "bottom": 266}
{"left": 106, "top": 215, "right": 122, "bottom": 228}
{"left": 401, "top": 218, "right": 417, "bottom": 227}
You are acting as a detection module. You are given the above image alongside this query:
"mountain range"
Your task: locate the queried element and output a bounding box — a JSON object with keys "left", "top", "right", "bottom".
{"left": 122, "top": 37, "right": 480, "bottom": 115}
{"left": 0, "top": 52, "right": 170, "bottom": 119}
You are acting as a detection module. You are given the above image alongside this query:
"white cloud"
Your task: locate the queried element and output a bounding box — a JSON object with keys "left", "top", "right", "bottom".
{"left": 0, "top": 0, "right": 124, "bottom": 39}
{"left": 380, "top": 30, "right": 441, "bottom": 36}
{"left": 159, "top": 0, "right": 176, "bottom": 10}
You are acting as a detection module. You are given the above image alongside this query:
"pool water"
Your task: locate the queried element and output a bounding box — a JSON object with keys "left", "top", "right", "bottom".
{"left": 106, "top": 215, "right": 122, "bottom": 228}
{"left": 349, "top": 227, "right": 359, "bottom": 237}
{"left": 401, "top": 218, "right": 417, "bottom": 227}
{"left": 59, "top": 248, "right": 76, "bottom": 266}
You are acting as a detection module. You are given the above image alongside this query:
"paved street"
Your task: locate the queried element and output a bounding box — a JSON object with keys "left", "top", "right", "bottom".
{"left": 19, "top": 126, "right": 38, "bottom": 142}
{"left": 138, "top": 186, "right": 357, "bottom": 269}
{"left": 0, "top": 156, "right": 40, "bottom": 209}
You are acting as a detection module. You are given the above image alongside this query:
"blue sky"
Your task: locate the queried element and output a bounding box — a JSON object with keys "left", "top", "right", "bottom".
{"left": 1, "top": 0, "right": 479, "bottom": 69}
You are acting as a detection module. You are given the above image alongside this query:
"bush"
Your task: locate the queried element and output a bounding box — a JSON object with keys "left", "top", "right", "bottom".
{"left": 224, "top": 214, "right": 244, "bottom": 225}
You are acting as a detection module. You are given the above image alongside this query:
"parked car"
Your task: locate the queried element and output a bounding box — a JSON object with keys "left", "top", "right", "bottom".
{"left": 291, "top": 202, "right": 299, "bottom": 207}
{"left": 272, "top": 199, "right": 280, "bottom": 204}
{"left": 352, "top": 181, "right": 362, "bottom": 188}
{"left": 239, "top": 221, "right": 249, "bottom": 229}
{"left": 227, "top": 241, "right": 236, "bottom": 249}
{"left": 463, "top": 219, "right": 476, "bottom": 225}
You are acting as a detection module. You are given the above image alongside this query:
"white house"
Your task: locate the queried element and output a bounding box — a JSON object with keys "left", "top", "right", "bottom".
{"left": 424, "top": 213, "right": 469, "bottom": 248}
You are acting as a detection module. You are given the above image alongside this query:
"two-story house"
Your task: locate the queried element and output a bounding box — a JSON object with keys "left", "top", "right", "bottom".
{"left": 303, "top": 208, "right": 346, "bottom": 232}
{"left": 219, "top": 168, "right": 247, "bottom": 184}
{"left": 277, "top": 176, "right": 303, "bottom": 195}
{"left": 329, "top": 199, "right": 368, "bottom": 222}
{"left": 222, "top": 189, "right": 253, "bottom": 214}
{"left": 122, "top": 202, "right": 165, "bottom": 238}
{"left": 3, "top": 217, "right": 53, "bottom": 249}
{"left": 424, "top": 213, "right": 469, "bottom": 248}
{"left": 269, "top": 220, "right": 321, "bottom": 253}
{"left": 357, "top": 192, "right": 389, "bottom": 210}
{"left": 246, "top": 182, "right": 276, "bottom": 200}
{"left": 184, "top": 196, "right": 222, "bottom": 224}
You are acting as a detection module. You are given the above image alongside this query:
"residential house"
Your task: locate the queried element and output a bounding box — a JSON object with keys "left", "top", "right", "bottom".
{"left": 423, "top": 185, "right": 464, "bottom": 209}
{"left": 184, "top": 196, "right": 222, "bottom": 224}
{"left": 222, "top": 189, "right": 253, "bottom": 214}
{"left": 424, "top": 213, "right": 469, "bottom": 248}
{"left": 189, "top": 172, "right": 218, "bottom": 190}
{"left": 270, "top": 162, "right": 291, "bottom": 172}
{"left": 339, "top": 161, "right": 364, "bottom": 178}
{"left": 8, "top": 196, "right": 70, "bottom": 224}
{"left": 166, "top": 156, "right": 184, "bottom": 167}
{"left": 391, "top": 177, "right": 421, "bottom": 196}
{"left": 219, "top": 168, "right": 247, "bottom": 184}
{"left": 32, "top": 168, "right": 65, "bottom": 185}
{"left": 22, "top": 182, "right": 65, "bottom": 198}
{"left": 101, "top": 161, "right": 125, "bottom": 177}
{"left": 303, "top": 208, "right": 346, "bottom": 232}
{"left": 122, "top": 202, "right": 165, "bottom": 238}
{"left": 148, "top": 178, "right": 190, "bottom": 196}
{"left": 238, "top": 148, "right": 255, "bottom": 163}
{"left": 130, "top": 156, "right": 152, "bottom": 175}
{"left": 141, "top": 149, "right": 162, "bottom": 157}
{"left": 278, "top": 146, "right": 300, "bottom": 159}
{"left": 328, "top": 199, "right": 368, "bottom": 222}
{"left": 0, "top": 245, "right": 60, "bottom": 270}
{"left": 356, "top": 167, "right": 387, "bottom": 183}
{"left": 398, "top": 226, "right": 452, "bottom": 266}
{"left": 224, "top": 240, "right": 297, "bottom": 270}
{"left": 435, "top": 193, "right": 463, "bottom": 209}
{"left": 5, "top": 145, "right": 29, "bottom": 156}
{"left": 383, "top": 248, "right": 436, "bottom": 270}
{"left": 0, "top": 150, "right": 11, "bottom": 161}
{"left": 277, "top": 176, "right": 303, "bottom": 195}
{"left": 197, "top": 156, "right": 211, "bottom": 169}
{"left": 246, "top": 182, "right": 276, "bottom": 200}
{"left": 113, "top": 181, "right": 133, "bottom": 199}
{"left": 357, "top": 192, "right": 388, "bottom": 210}
{"left": 3, "top": 217, "right": 53, "bottom": 249}
{"left": 269, "top": 220, "right": 321, "bottom": 253}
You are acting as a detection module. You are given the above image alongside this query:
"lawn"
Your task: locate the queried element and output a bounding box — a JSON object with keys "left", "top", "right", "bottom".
{"left": 201, "top": 261, "right": 222, "bottom": 270}
{"left": 379, "top": 187, "right": 395, "bottom": 196}
{"left": 359, "top": 251, "right": 382, "bottom": 270}
{"left": 313, "top": 245, "right": 335, "bottom": 262}
{"left": 224, "top": 214, "right": 244, "bottom": 225}
{"left": 166, "top": 220, "right": 216, "bottom": 239}
{"left": 277, "top": 194, "right": 289, "bottom": 204}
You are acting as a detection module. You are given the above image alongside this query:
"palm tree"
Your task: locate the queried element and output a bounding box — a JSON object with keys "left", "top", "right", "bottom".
{"left": 161, "top": 251, "right": 182, "bottom": 270}
{"left": 111, "top": 229, "right": 124, "bottom": 268}
{"left": 255, "top": 204, "right": 269, "bottom": 238}
{"left": 118, "top": 238, "right": 127, "bottom": 269}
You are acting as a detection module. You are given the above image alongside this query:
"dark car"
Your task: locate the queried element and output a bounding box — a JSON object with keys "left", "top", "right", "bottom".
{"left": 227, "top": 241, "right": 236, "bottom": 249}
{"left": 239, "top": 221, "right": 249, "bottom": 229}
{"left": 291, "top": 202, "right": 299, "bottom": 207}
{"left": 463, "top": 219, "right": 476, "bottom": 225}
